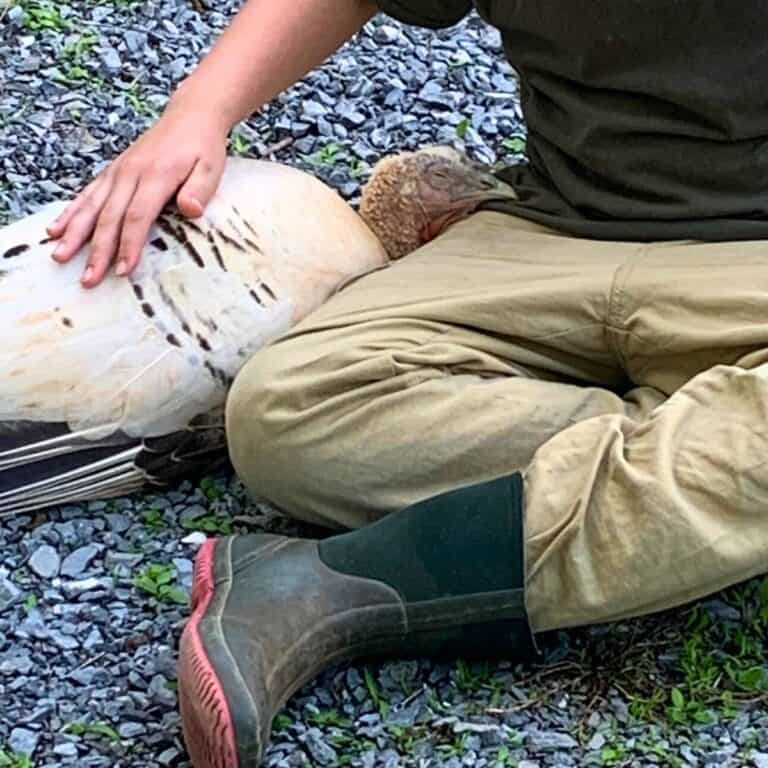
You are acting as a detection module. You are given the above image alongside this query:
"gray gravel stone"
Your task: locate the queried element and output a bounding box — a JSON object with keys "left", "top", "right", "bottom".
{"left": 27, "top": 545, "right": 61, "bottom": 579}
{"left": 0, "top": 651, "right": 34, "bottom": 675}
{"left": 380, "top": 749, "right": 400, "bottom": 768}
{"left": 158, "top": 747, "right": 182, "bottom": 765}
{"left": 50, "top": 628, "right": 80, "bottom": 650}
{"left": 105, "top": 513, "right": 132, "bottom": 533}
{"left": 123, "top": 30, "right": 146, "bottom": 53}
{"left": 53, "top": 743, "right": 79, "bottom": 757}
{"left": 105, "top": 551, "right": 144, "bottom": 569}
{"left": 0, "top": 575, "right": 22, "bottom": 612}
{"left": 99, "top": 46, "right": 122, "bottom": 73}
{"left": 182, "top": 531, "right": 208, "bottom": 545}
{"left": 9, "top": 727, "right": 41, "bottom": 756}
{"left": 588, "top": 732, "right": 606, "bottom": 750}
{"left": 303, "top": 728, "right": 337, "bottom": 765}
{"left": 61, "top": 544, "right": 100, "bottom": 577}
{"left": 373, "top": 24, "right": 401, "bottom": 44}
{"left": 702, "top": 599, "right": 742, "bottom": 622}
{"left": 62, "top": 576, "right": 114, "bottom": 599}
{"left": 454, "top": 722, "right": 501, "bottom": 735}
{"left": 118, "top": 721, "right": 147, "bottom": 739}
{"left": 528, "top": 730, "right": 579, "bottom": 751}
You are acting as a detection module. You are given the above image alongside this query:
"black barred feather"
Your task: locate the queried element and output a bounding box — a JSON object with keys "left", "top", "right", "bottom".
{"left": 0, "top": 410, "right": 227, "bottom": 517}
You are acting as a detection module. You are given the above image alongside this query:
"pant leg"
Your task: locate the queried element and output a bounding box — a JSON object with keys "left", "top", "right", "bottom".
{"left": 526, "top": 238, "right": 768, "bottom": 632}
{"left": 226, "top": 211, "right": 636, "bottom": 528}
{"left": 229, "top": 213, "right": 768, "bottom": 638}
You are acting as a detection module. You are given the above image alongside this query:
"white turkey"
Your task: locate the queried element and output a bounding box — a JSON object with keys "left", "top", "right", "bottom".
{"left": 0, "top": 147, "right": 516, "bottom": 516}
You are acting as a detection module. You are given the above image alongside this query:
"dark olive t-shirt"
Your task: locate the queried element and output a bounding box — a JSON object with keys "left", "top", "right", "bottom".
{"left": 376, "top": 0, "right": 768, "bottom": 241}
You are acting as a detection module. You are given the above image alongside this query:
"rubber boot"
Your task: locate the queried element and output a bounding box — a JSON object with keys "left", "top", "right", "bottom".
{"left": 177, "top": 472, "right": 539, "bottom": 768}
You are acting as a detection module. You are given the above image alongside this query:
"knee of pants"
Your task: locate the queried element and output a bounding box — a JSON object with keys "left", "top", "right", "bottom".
{"left": 224, "top": 343, "right": 356, "bottom": 530}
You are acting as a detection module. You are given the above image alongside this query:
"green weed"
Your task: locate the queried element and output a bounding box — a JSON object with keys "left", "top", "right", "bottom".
{"left": 126, "top": 84, "right": 155, "bottom": 117}
{"left": 23, "top": 594, "right": 38, "bottom": 613}
{"left": 56, "top": 32, "right": 103, "bottom": 88}
{"left": 501, "top": 135, "right": 526, "bottom": 155}
{"left": 308, "top": 709, "right": 352, "bottom": 729}
{"left": 623, "top": 578, "right": 768, "bottom": 728}
{"left": 181, "top": 515, "right": 232, "bottom": 535}
{"left": 303, "top": 142, "right": 342, "bottom": 168}
{"left": 63, "top": 721, "right": 120, "bottom": 743}
{"left": 364, "top": 666, "right": 390, "bottom": 717}
{"left": 0, "top": 751, "right": 33, "bottom": 768}
{"left": 386, "top": 724, "right": 429, "bottom": 755}
{"left": 20, "top": 1, "right": 70, "bottom": 31}
{"left": 600, "top": 742, "right": 629, "bottom": 766}
{"left": 455, "top": 117, "right": 470, "bottom": 139}
{"left": 271, "top": 713, "right": 293, "bottom": 733}
{"left": 494, "top": 745, "right": 516, "bottom": 767}
{"left": 348, "top": 158, "right": 371, "bottom": 179}
{"left": 133, "top": 563, "right": 188, "bottom": 605}
{"left": 436, "top": 732, "right": 468, "bottom": 758}
{"left": 455, "top": 659, "right": 493, "bottom": 693}
{"left": 142, "top": 508, "right": 167, "bottom": 530}
{"left": 229, "top": 131, "right": 252, "bottom": 157}
{"left": 199, "top": 476, "right": 223, "bottom": 502}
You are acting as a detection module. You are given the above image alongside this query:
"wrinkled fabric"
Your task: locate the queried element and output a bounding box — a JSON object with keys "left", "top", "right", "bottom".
{"left": 226, "top": 211, "right": 768, "bottom": 632}
{"left": 377, "top": 0, "right": 768, "bottom": 242}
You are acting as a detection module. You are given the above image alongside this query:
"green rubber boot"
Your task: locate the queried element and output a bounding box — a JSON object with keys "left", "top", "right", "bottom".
{"left": 178, "top": 472, "right": 539, "bottom": 768}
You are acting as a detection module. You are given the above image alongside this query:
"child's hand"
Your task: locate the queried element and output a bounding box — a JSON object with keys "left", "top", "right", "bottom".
{"left": 47, "top": 103, "right": 228, "bottom": 288}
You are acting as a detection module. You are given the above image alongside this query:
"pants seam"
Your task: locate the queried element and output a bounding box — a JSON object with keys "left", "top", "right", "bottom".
{"left": 605, "top": 245, "right": 645, "bottom": 374}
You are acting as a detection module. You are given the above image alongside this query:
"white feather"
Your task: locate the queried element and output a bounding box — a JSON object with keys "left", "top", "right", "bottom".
{"left": 0, "top": 158, "right": 387, "bottom": 440}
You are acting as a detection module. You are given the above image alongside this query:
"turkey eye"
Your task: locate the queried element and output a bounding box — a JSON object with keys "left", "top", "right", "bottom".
{"left": 430, "top": 170, "right": 452, "bottom": 189}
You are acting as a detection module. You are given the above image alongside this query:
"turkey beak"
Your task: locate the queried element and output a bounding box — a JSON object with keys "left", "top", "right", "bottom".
{"left": 452, "top": 167, "right": 518, "bottom": 205}
{"left": 420, "top": 171, "right": 518, "bottom": 242}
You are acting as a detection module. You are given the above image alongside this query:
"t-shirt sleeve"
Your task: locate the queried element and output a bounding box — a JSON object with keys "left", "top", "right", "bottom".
{"left": 375, "top": 0, "right": 472, "bottom": 28}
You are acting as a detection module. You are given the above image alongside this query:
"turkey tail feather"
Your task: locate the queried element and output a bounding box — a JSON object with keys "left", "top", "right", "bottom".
{"left": 0, "top": 409, "right": 227, "bottom": 516}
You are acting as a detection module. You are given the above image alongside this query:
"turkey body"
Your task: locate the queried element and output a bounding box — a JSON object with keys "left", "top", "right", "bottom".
{"left": 0, "top": 157, "right": 387, "bottom": 516}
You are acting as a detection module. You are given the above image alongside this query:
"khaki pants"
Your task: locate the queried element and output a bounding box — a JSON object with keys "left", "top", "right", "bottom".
{"left": 226, "top": 211, "right": 768, "bottom": 634}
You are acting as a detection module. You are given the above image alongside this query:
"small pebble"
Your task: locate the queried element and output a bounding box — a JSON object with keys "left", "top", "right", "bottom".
{"left": 9, "top": 728, "right": 40, "bottom": 756}
{"left": 28, "top": 545, "right": 62, "bottom": 580}
{"left": 61, "top": 544, "right": 100, "bottom": 577}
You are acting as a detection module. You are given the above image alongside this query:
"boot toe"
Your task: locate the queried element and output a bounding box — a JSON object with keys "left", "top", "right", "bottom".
{"left": 178, "top": 534, "right": 405, "bottom": 768}
{"left": 178, "top": 538, "right": 241, "bottom": 768}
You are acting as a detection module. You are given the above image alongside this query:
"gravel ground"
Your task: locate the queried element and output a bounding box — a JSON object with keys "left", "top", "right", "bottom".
{"left": 2, "top": 3, "right": 768, "bottom": 768}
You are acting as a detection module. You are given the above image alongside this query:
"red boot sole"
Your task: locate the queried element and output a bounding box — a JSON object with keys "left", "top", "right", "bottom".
{"left": 178, "top": 538, "right": 239, "bottom": 768}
